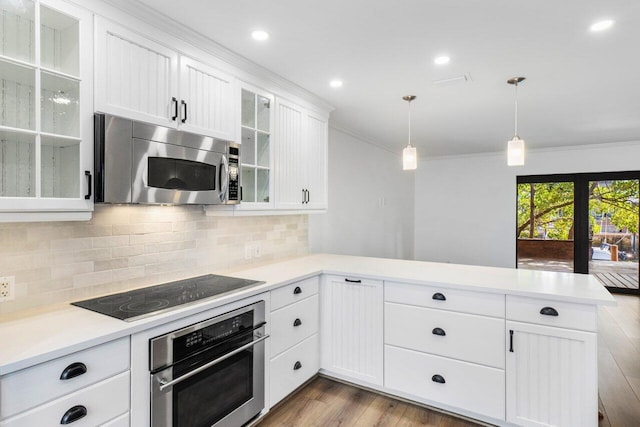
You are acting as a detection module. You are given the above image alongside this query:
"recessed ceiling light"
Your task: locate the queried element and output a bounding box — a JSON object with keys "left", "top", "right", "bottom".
{"left": 590, "top": 19, "right": 614, "bottom": 32}
{"left": 251, "top": 30, "right": 269, "bottom": 41}
{"left": 329, "top": 79, "right": 343, "bottom": 88}
{"left": 434, "top": 56, "right": 451, "bottom": 65}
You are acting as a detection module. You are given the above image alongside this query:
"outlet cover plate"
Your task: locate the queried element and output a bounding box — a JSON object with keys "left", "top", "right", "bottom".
{"left": 0, "top": 276, "right": 15, "bottom": 302}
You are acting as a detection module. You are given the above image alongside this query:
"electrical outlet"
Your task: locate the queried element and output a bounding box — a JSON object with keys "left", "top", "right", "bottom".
{"left": 0, "top": 276, "right": 15, "bottom": 302}
{"left": 254, "top": 244, "right": 261, "bottom": 258}
{"left": 244, "top": 244, "right": 253, "bottom": 260}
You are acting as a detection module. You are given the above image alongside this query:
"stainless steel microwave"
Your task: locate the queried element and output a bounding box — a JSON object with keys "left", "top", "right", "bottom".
{"left": 94, "top": 113, "right": 239, "bottom": 205}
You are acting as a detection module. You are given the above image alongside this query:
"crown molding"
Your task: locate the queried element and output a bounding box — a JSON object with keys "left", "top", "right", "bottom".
{"left": 99, "top": 0, "right": 334, "bottom": 113}
{"left": 329, "top": 123, "right": 401, "bottom": 155}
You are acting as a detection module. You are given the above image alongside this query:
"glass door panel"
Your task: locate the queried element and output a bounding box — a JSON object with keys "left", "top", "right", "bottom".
{"left": 517, "top": 181, "right": 575, "bottom": 272}
{"left": 0, "top": 0, "right": 35, "bottom": 63}
{"left": 41, "top": 71, "right": 79, "bottom": 136}
{"left": 40, "top": 5, "right": 79, "bottom": 76}
{"left": 0, "top": 60, "right": 35, "bottom": 130}
{"left": 40, "top": 135, "right": 78, "bottom": 198}
{"left": 239, "top": 86, "right": 271, "bottom": 206}
{"left": 241, "top": 167, "right": 255, "bottom": 203}
{"left": 256, "top": 169, "right": 269, "bottom": 203}
{"left": 588, "top": 179, "right": 639, "bottom": 292}
{"left": 0, "top": 129, "right": 35, "bottom": 197}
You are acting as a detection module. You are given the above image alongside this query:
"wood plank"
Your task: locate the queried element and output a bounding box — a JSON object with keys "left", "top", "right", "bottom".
{"left": 353, "top": 395, "right": 408, "bottom": 427}
{"left": 598, "top": 397, "right": 611, "bottom": 427}
{"left": 597, "top": 343, "right": 640, "bottom": 426}
{"left": 258, "top": 377, "right": 483, "bottom": 427}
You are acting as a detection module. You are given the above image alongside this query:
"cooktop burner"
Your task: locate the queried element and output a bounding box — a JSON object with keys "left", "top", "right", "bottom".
{"left": 71, "top": 274, "right": 264, "bottom": 321}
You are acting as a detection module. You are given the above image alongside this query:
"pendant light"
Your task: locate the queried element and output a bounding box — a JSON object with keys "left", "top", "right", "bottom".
{"left": 402, "top": 95, "right": 417, "bottom": 170}
{"left": 507, "top": 77, "right": 526, "bottom": 166}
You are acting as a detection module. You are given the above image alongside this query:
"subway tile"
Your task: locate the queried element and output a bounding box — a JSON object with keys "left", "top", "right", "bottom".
{"left": 51, "top": 261, "right": 94, "bottom": 279}
{"left": 93, "top": 235, "right": 130, "bottom": 248}
{"left": 73, "top": 270, "right": 113, "bottom": 288}
{"left": 0, "top": 205, "right": 308, "bottom": 314}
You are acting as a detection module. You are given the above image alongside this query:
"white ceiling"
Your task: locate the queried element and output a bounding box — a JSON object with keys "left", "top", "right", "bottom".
{"left": 138, "top": 0, "right": 640, "bottom": 157}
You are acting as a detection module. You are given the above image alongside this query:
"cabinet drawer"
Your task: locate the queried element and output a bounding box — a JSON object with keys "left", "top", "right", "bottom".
{"left": 0, "top": 337, "right": 130, "bottom": 419}
{"left": 385, "top": 281, "right": 504, "bottom": 318}
{"left": 0, "top": 372, "right": 130, "bottom": 427}
{"left": 270, "top": 294, "right": 319, "bottom": 357}
{"left": 271, "top": 276, "right": 319, "bottom": 311}
{"left": 385, "top": 303, "right": 504, "bottom": 369}
{"left": 270, "top": 334, "right": 319, "bottom": 407}
{"left": 385, "top": 346, "right": 505, "bottom": 421}
{"left": 506, "top": 295, "right": 597, "bottom": 332}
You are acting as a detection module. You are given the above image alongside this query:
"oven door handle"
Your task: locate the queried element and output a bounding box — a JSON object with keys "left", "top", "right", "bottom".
{"left": 157, "top": 333, "right": 269, "bottom": 392}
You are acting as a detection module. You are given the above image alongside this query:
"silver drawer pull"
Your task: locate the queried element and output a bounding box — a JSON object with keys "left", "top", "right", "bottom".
{"left": 158, "top": 334, "right": 269, "bottom": 391}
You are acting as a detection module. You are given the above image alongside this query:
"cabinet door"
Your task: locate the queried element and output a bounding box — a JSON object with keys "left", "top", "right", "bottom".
{"left": 237, "top": 84, "right": 274, "bottom": 209}
{"left": 0, "top": 0, "right": 93, "bottom": 219}
{"left": 179, "top": 56, "right": 235, "bottom": 141}
{"left": 320, "top": 275, "right": 383, "bottom": 386}
{"left": 304, "top": 111, "right": 328, "bottom": 210}
{"left": 95, "top": 17, "right": 178, "bottom": 128}
{"left": 274, "top": 98, "right": 306, "bottom": 209}
{"left": 506, "top": 321, "right": 597, "bottom": 427}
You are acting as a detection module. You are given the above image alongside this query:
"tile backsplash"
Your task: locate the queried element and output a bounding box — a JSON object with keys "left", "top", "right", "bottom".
{"left": 0, "top": 205, "right": 308, "bottom": 315}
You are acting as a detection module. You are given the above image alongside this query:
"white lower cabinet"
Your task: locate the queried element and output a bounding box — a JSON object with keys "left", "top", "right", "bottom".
{"left": 506, "top": 321, "right": 598, "bottom": 427}
{"left": 270, "top": 294, "right": 319, "bottom": 357}
{"left": 268, "top": 277, "right": 320, "bottom": 407}
{"left": 270, "top": 334, "right": 319, "bottom": 407}
{"left": 385, "top": 302, "right": 505, "bottom": 369}
{"left": 385, "top": 345, "right": 505, "bottom": 420}
{"left": 0, "top": 338, "right": 130, "bottom": 426}
{"left": 320, "top": 275, "right": 384, "bottom": 386}
{"left": 0, "top": 372, "right": 130, "bottom": 427}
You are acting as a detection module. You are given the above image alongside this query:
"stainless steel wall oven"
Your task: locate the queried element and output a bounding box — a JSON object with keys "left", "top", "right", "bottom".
{"left": 150, "top": 301, "right": 267, "bottom": 427}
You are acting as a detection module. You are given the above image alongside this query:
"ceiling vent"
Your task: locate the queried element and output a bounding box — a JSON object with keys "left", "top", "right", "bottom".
{"left": 433, "top": 73, "right": 472, "bottom": 87}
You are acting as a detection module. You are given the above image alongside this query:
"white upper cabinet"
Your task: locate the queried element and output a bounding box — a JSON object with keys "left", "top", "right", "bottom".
{"left": 0, "top": 0, "right": 93, "bottom": 220}
{"left": 275, "top": 98, "right": 306, "bottom": 210}
{"left": 274, "top": 98, "right": 328, "bottom": 211}
{"left": 95, "top": 18, "right": 236, "bottom": 140}
{"left": 95, "top": 17, "right": 178, "bottom": 128}
{"left": 304, "top": 110, "right": 328, "bottom": 210}
{"left": 178, "top": 57, "right": 235, "bottom": 141}
{"left": 237, "top": 83, "right": 274, "bottom": 209}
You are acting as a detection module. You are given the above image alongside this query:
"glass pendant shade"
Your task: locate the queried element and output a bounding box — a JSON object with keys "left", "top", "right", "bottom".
{"left": 507, "top": 136, "right": 525, "bottom": 166}
{"left": 403, "top": 145, "right": 417, "bottom": 170}
{"left": 506, "top": 77, "right": 526, "bottom": 166}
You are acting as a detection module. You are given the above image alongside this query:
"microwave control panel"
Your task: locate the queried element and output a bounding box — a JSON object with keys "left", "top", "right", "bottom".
{"left": 228, "top": 146, "right": 239, "bottom": 202}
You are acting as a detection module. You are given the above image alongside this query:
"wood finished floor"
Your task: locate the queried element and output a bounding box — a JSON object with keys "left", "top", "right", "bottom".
{"left": 259, "top": 294, "right": 640, "bottom": 427}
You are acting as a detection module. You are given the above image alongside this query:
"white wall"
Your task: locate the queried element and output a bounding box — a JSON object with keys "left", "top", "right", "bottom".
{"left": 414, "top": 141, "right": 640, "bottom": 268}
{"left": 309, "top": 127, "right": 415, "bottom": 259}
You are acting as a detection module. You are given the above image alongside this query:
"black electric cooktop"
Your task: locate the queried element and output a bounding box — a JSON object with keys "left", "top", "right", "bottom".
{"left": 71, "top": 274, "right": 264, "bottom": 321}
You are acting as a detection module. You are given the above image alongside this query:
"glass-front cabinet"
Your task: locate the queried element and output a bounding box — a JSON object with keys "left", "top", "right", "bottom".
{"left": 238, "top": 84, "right": 274, "bottom": 209}
{"left": 0, "top": 0, "right": 92, "bottom": 220}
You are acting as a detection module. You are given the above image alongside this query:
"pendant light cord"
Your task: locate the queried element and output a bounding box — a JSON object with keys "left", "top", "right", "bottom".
{"left": 514, "top": 81, "right": 518, "bottom": 136}
{"left": 408, "top": 99, "right": 412, "bottom": 147}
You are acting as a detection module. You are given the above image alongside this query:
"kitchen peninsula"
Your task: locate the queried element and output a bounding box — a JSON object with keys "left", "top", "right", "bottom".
{"left": 0, "top": 254, "right": 614, "bottom": 427}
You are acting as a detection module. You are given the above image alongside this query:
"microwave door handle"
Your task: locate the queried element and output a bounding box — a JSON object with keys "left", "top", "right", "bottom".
{"left": 157, "top": 334, "right": 269, "bottom": 392}
{"left": 219, "top": 155, "right": 229, "bottom": 202}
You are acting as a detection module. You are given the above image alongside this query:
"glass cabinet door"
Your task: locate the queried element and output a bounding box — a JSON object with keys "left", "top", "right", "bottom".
{"left": 0, "top": 0, "right": 91, "bottom": 210}
{"left": 239, "top": 86, "right": 273, "bottom": 207}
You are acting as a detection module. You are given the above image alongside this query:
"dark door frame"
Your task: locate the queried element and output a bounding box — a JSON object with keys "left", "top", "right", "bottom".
{"left": 517, "top": 171, "right": 640, "bottom": 295}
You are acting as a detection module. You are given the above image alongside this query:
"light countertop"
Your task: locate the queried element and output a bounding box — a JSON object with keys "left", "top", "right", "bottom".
{"left": 0, "top": 253, "right": 615, "bottom": 375}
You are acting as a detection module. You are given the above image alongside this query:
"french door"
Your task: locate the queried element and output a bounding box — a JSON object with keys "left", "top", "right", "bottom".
{"left": 517, "top": 172, "right": 640, "bottom": 295}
